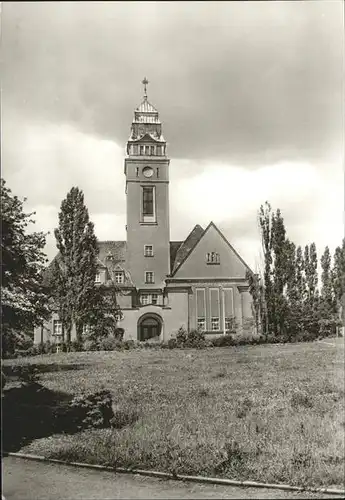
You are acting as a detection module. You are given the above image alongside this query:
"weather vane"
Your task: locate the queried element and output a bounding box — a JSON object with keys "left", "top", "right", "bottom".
{"left": 142, "top": 77, "right": 149, "bottom": 98}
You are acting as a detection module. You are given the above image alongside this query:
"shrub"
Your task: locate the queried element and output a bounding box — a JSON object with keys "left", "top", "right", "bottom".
{"left": 83, "top": 339, "right": 99, "bottom": 351}
{"left": 70, "top": 340, "right": 83, "bottom": 352}
{"left": 114, "top": 328, "right": 125, "bottom": 341}
{"left": 98, "top": 337, "right": 123, "bottom": 351}
{"left": 172, "top": 327, "right": 206, "bottom": 349}
{"left": 123, "top": 339, "right": 135, "bottom": 350}
{"left": 210, "top": 335, "right": 235, "bottom": 348}
{"left": 167, "top": 338, "right": 177, "bottom": 349}
{"left": 64, "top": 390, "right": 114, "bottom": 432}
{"left": 184, "top": 329, "right": 206, "bottom": 348}
{"left": 110, "top": 407, "right": 140, "bottom": 429}
{"left": 175, "top": 326, "right": 188, "bottom": 345}
{"left": 291, "top": 389, "right": 314, "bottom": 409}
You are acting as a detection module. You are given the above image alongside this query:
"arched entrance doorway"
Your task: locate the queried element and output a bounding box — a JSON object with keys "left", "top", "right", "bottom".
{"left": 137, "top": 313, "right": 162, "bottom": 341}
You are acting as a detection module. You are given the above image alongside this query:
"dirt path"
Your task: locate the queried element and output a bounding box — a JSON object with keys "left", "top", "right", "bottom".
{"left": 2, "top": 456, "right": 341, "bottom": 500}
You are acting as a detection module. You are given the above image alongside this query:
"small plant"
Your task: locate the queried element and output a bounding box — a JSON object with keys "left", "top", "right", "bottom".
{"left": 236, "top": 397, "right": 253, "bottom": 419}
{"left": 198, "top": 387, "right": 210, "bottom": 397}
{"left": 110, "top": 407, "right": 140, "bottom": 429}
{"left": 290, "top": 389, "right": 314, "bottom": 409}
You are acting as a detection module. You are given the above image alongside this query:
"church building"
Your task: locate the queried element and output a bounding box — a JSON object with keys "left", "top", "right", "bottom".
{"left": 35, "top": 81, "right": 254, "bottom": 344}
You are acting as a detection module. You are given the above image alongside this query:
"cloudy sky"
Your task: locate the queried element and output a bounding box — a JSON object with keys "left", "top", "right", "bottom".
{"left": 2, "top": 1, "right": 344, "bottom": 270}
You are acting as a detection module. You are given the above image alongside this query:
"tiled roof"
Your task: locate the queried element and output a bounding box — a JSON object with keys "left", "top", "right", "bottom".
{"left": 171, "top": 225, "right": 205, "bottom": 274}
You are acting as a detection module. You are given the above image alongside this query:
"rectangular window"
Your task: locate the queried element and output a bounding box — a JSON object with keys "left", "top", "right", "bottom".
{"left": 196, "top": 288, "right": 206, "bottom": 330}
{"left": 197, "top": 318, "right": 206, "bottom": 331}
{"left": 53, "top": 320, "right": 62, "bottom": 336}
{"left": 206, "top": 252, "right": 220, "bottom": 264}
{"left": 95, "top": 273, "right": 101, "bottom": 283}
{"left": 142, "top": 186, "right": 156, "bottom": 223}
{"left": 140, "top": 145, "right": 144, "bottom": 155}
{"left": 152, "top": 293, "right": 158, "bottom": 305}
{"left": 145, "top": 145, "right": 150, "bottom": 155}
{"left": 150, "top": 145, "right": 155, "bottom": 155}
{"left": 225, "top": 317, "right": 235, "bottom": 332}
{"left": 133, "top": 145, "right": 138, "bottom": 155}
{"left": 115, "top": 271, "right": 124, "bottom": 284}
{"left": 211, "top": 317, "right": 220, "bottom": 331}
{"left": 141, "top": 294, "right": 149, "bottom": 305}
{"left": 156, "top": 145, "right": 162, "bottom": 155}
{"left": 145, "top": 271, "right": 155, "bottom": 284}
{"left": 144, "top": 244, "right": 154, "bottom": 257}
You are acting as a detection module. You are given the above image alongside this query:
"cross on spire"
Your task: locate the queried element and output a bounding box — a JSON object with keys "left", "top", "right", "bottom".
{"left": 142, "top": 77, "right": 149, "bottom": 98}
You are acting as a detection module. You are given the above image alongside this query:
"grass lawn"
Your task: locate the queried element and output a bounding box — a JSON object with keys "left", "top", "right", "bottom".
{"left": 3, "top": 339, "right": 345, "bottom": 488}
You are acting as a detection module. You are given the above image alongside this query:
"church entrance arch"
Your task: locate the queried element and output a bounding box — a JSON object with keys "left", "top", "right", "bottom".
{"left": 137, "top": 313, "right": 162, "bottom": 342}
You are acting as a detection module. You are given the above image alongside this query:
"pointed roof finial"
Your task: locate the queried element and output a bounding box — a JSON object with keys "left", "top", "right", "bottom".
{"left": 142, "top": 77, "right": 149, "bottom": 99}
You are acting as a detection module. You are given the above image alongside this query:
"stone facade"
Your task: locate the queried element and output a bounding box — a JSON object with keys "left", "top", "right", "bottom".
{"left": 34, "top": 87, "right": 255, "bottom": 345}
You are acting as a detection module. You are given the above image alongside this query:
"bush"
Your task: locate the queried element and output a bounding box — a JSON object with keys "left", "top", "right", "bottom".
{"left": 83, "top": 339, "right": 99, "bottom": 351}
{"left": 166, "top": 338, "right": 177, "bottom": 349}
{"left": 175, "top": 326, "right": 188, "bottom": 345}
{"left": 70, "top": 340, "right": 83, "bottom": 352}
{"left": 114, "top": 328, "right": 125, "bottom": 341}
{"left": 123, "top": 339, "right": 135, "bottom": 350}
{"left": 110, "top": 407, "right": 140, "bottom": 429}
{"left": 98, "top": 337, "right": 123, "bottom": 351}
{"left": 170, "top": 326, "right": 206, "bottom": 349}
{"left": 67, "top": 390, "right": 114, "bottom": 431}
{"left": 210, "top": 334, "right": 235, "bottom": 348}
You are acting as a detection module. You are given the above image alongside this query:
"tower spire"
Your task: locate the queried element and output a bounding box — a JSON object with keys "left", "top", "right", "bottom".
{"left": 142, "top": 77, "right": 149, "bottom": 100}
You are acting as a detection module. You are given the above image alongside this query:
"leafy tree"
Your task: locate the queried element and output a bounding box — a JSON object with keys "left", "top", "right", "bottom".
{"left": 1, "top": 179, "right": 50, "bottom": 356}
{"left": 53, "top": 187, "right": 99, "bottom": 346}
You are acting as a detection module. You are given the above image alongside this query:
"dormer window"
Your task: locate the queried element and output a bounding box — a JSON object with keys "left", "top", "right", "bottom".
{"left": 206, "top": 252, "right": 220, "bottom": 264}
{"left": 95, "top": 273, "right": 101, "bottom": 283}
{"left": 115, "top": 271, "right": 124, "bottom": 284}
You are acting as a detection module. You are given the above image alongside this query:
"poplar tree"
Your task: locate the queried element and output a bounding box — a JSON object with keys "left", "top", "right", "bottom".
{"left": 332, "top": 239, "right": 345, "bottom": 329}
{"left": 53, "top": 187, "right": 99, "bottom": 346}
{"left": 258, "top": 202, "right": 273, "bottom": 335}
{"left": 321, "top": 246, "right": 334, "bottom": 312}
{"left": 303, "top": 243, "right": 319, "bottom": 337}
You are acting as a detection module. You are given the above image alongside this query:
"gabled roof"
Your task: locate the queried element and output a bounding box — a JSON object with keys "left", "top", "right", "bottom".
{"left": 170, "top": 221, "right": 253, "bottom": 276}
{"left": 171, "top": 225, "right": 204, "bottom": 274}
{"left": 135, "top": 99, "right": 158, "bottom": 113}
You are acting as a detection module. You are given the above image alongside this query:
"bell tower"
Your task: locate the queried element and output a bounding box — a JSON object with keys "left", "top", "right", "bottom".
{"left": 125, "top": 79, "right": 170, "bottom": 292}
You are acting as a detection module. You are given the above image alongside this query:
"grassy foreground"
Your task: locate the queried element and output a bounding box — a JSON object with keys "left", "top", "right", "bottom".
{"left": 4, "top": 340, "right": 345, "bottom": 488}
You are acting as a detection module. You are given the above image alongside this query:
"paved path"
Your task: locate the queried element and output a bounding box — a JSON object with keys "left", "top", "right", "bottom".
{"left": 2, "top": 456, "right": 341, "bottom": 500}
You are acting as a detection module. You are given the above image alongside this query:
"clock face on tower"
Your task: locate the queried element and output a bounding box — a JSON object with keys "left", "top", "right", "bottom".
{"left": 143, "top": 166, "right": 153, "bottom": 178}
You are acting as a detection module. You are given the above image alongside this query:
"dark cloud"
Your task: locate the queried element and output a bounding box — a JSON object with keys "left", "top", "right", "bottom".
{"left": 2, "top": 1, "right": 343, "bottom": 166}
